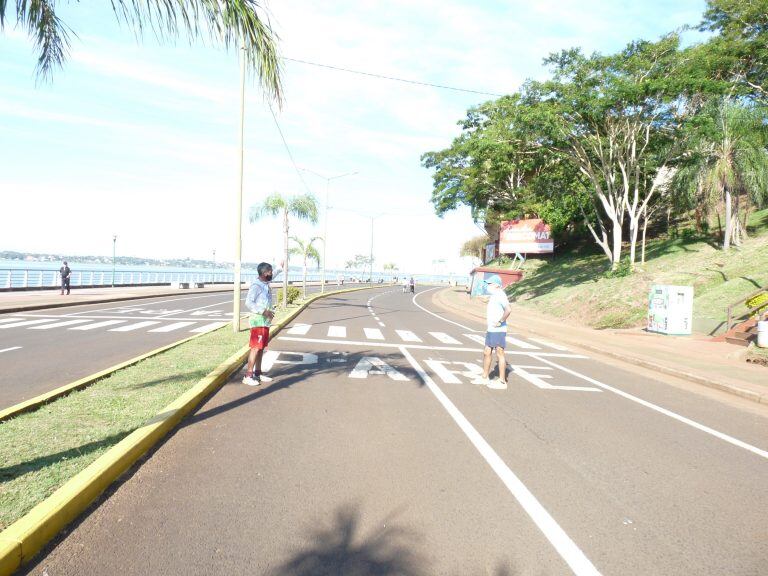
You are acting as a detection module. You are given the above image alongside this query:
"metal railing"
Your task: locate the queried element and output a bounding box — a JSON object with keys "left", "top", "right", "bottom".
{"left": 726, "top": 285, "right": 768, "bottom": 331}
{"left": 0, "top": 268, "right": 303, "bottom": 290}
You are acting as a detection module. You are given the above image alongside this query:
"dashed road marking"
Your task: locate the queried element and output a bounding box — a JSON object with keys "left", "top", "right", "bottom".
{"left": 328, "top": 325, "right": 347, "bottom": 338}
{"left": 29, "top": 319, "right": 93, "bottom": 330}
{"left": 148, "top": 321, "right": 196, "bottom": 333}
{"left": 70, "top": 320, "right": 127, "bottom": 331}
{"left": 109, "top": 321, "right": 162, "bottom": 332}
{"left": 395, "top": 330, "right": 421, "bottom": 342}
{"left": 364, "top": 328, "right": 385, "bottom": 340}
{"left": 430, "top": 332, "right": 461, "bottom": 344}
{"left": 190, "top": 322, "right": 227, "bottom": 333}
{"left": 287, "top": 323, "right": 312, "bottom": 335}
{"left": 0, "top": 319, "right": 58, "bottom": 329}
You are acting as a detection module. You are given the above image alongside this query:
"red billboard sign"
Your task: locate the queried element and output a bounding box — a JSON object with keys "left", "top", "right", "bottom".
{"left": 499, "top": 219, "right": 553, "bottom": 254}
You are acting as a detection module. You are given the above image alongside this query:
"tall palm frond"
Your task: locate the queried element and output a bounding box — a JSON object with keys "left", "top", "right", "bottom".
{"left": 3, "top": 0, "right": 283, "bottom": 100}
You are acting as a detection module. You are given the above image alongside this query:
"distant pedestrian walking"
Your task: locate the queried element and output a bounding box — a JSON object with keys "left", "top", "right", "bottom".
{"left": 60, "top": 261, "right": 71, "bottom": 295}
{"left": 243, "top": 262, "right": 276, "bottom": 386}
{"left": 402, "top": 277, "right": 409, "bottom": 293}
{"left": 481, "top": 275, "right": 511, "bottom": 390}
{"left": 409, "top": 276, "right": 415, "bottom": 293}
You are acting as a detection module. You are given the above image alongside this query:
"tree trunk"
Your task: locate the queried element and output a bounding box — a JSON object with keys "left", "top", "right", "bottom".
{"left": 723, "top": 187, "right": 732, "bottom": 250}
{"left": 283, "top": 209, "right": 289, "bottom": 308}
{"left": 611, "top": 216, "right": 623, "bottom": 270}
{"left": 641, "top": 210, "right": 649, "bottom": 265}
{"left": 628, "top": 215, "right": 640, "bottom": 271}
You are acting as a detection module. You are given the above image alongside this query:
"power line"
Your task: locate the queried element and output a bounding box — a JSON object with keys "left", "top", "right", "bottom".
{"left": 267, "top": 104, "right": 313, "bottom": 196}
{"left": 284, "top": 57, "right": 506, "bottom": 98}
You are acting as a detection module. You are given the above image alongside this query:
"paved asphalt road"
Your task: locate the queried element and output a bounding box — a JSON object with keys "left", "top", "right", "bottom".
{"left": 23, "top": 287, "right": 768, "bottom": 575}
{"left": 0, "top": 283, "right": 373, "bottom": 409}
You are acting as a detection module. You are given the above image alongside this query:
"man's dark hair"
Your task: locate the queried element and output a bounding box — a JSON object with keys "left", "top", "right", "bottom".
{"left": 257, "top": 262, "right": 273, "bottom": 276}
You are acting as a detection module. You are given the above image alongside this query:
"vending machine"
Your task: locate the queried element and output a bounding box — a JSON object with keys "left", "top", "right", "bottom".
{"left": 647, "top": 285, "right": 694, "bottom": 335}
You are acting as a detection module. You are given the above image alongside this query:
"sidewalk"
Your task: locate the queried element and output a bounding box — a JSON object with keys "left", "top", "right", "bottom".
{"left": 434, "top": 287, "right": 768, "bottom": 405}
{"left": 0, "top": 284, "right": 237, "bottom": 314}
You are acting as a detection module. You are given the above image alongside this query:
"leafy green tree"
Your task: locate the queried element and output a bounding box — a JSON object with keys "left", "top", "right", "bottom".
{"left": 699, "top": 0, "right": 768, "bottom": 103}
{"left": 671, "top": 98, "right": 768, "bottom": 249}
{"left": 530, "top": 35, "right": 690, "bottom": 269}
{"left": 289, "top": 236, "right": 321, "bottom": 298}
{"left": 460, "top": 235, "right": 489, "bottom": 265}
{"left": 249, "top": 193, "right": 318, "bottom": 307}
{"left": 2, "top": 0, "right": 283, "bottom": 100}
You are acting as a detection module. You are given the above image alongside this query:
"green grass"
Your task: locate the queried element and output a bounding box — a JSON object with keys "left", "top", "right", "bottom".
{"left": 0, "top": 300, "right": 308, "bottom": 530}
{"left": 506, "top": 208, "right": 768, "bottom": 333}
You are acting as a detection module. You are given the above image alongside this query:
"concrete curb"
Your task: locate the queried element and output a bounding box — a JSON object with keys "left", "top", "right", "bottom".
{"left": 0, "top": 284, "right": 377, "bottom": 575}
{"left": 0, "top": 331, "right": 209, "bottom": 423}
{"left": 432, "top": 288, "right": 767, "bottom": 406}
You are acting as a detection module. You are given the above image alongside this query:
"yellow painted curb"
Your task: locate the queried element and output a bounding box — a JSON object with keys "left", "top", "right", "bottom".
{"left": 0, "top": 330, "right": 214, "bottom": 423}
{"left": 0, "top": 284, "right": 379, "bottom": 575}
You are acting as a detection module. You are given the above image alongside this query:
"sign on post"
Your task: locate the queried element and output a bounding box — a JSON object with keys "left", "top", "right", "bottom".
{"left": 498, "top": 219, "right": 553, "bottom": 254}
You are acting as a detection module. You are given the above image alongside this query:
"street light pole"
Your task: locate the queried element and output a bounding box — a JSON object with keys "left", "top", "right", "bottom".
{"left": 233, "top": 40, "right": 246, "bottom": 333}
{"left": 112, "top": 235, "right": 117, "bottom": 288}
{"left": 300, "top": 168, "right": 357, "bottom": 294}
{"left": 370, "top": 216, "right": 374, "bottom": 285}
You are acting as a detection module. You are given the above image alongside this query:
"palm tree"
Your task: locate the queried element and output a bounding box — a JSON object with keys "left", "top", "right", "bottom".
{"left": 382, "top": 262, "right": 398, "bottom": 281}
{"left": 2, "top": 1, "right": 283, "bottom": 100}
{"left": 289, "top": 236, "right": 322, "bottom": 298}
{"left": 249, "top": 193, "right": 318, "bottom": 307}
{"left": 673, "top": 99, "right": 768, "bottom": 249}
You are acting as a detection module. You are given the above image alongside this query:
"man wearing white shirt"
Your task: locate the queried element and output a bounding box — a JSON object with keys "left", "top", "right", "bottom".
{"left": 243, "top": 262, "right": 276, "bottom": 386}
{"left": 482, "top": 274, "right": 512, "bottom": 390}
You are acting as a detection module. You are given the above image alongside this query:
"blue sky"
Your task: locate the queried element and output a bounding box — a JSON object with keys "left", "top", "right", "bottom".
{"left": 0, "top": 0, "right": 706, "bottom": 274}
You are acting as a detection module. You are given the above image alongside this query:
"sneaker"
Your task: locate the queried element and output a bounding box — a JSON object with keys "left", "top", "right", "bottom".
{"left": 256, "top": 374, "right": 273, "bottom": 383}
{"left": 487, "top": 379, "right": 507, "bottom": 390}
{"left": 473, "top": 376, "right": 491, "bottom": 386}
{"left": 242, "top": 375, "right": 260, "bottom": 386}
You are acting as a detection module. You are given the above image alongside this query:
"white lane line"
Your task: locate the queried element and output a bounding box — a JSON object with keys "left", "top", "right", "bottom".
{"left": 328, "top": 325, "right": 347, "bottom": 338}
{"left": 0, "top": 317, "right": 24, "bottom": 324}
{"left": 287, "top": 323, "right": 312, "bottom": 335}
{"left": 29, "top": 319, "right": 93, "bottom": 330}
{"left": 109, "top": 321, "right": 161, "bottom": 332}
{"left": 277, "top": 336, "right": 585, "bottom": 358}
{"left": 377, "top": 321, "right": 386, "bottom": 327}
{"left": 528, "top": 337, "right": 569, "bottom": 352}
{"left": 0, "top": 319, "right": 59, "bottom": 329}
{"left": 190, "top": 322, "right": 227, "bottom": 333}
{"left": 400, "top": 346, "right": 602, "bottom": 576}
{"left": 396, "top": 330, "right": 422, "bottom": 342}
{"left": 506, "top": 336, "right": 540, "bottom": 350}
{"left": 70, "top": 320, "right": 127, "bottom": 331}
{"left": 430, "top": 332, "right": 461, "bottom": 344}
{"left": 0, "top": 346, "right": 22, "bottom": 354}
{"left": 364, "top": 328, "right": 385, "bottom": 340}
{"left": 412, "top": 287, "right": 478, "bottom": 332}
{"left": 148, "top": 322, "right": 196, "bottom": 333}
{"left": 535, "top": 355, "right": 768, "bottom": 460}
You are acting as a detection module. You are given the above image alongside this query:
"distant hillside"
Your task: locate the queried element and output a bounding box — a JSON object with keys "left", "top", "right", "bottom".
{"left": 502, "top": 208, "right": 768, "bottom": 335}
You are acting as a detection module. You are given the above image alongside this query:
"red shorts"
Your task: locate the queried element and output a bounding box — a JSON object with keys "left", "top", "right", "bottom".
{"left": 249, "top": 327, "right": 270, "bottom": 350}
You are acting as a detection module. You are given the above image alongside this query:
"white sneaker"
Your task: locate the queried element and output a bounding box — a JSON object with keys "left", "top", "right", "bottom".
{"left": 487, "top": 379, "right": 507, "bottom": 390}
{"left": 474, "top": 377, "right": 491, "bottom": 386}
{"left": 242, "top": 375, "right": 260, "bottom": 386}
{"left": 257, "top": 374, "right": 273, "bottom": 383}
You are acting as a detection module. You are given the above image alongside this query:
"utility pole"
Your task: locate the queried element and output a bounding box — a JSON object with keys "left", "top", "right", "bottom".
{"left": 370, "top": 216, "right": 374, "bottom": 285}
{"left": 233, "top": 40, "right": 246, "bottom": 332}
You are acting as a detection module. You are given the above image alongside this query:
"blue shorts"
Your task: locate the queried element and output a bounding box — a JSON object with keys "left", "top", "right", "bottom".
{"left": 485, "top": 332, "right": 506, "bottom": 349}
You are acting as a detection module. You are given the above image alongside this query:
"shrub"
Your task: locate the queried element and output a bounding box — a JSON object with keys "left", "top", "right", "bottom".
{"left": 746, "top": 292, "right": 768, "bottom": 317}
{"left": 275, "top": 286, "right": 302, "bottom": 306}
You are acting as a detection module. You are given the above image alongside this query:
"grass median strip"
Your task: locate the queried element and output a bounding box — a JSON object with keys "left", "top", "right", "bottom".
{"left": 0, "top": 326, "right": 247, "bottom": 531}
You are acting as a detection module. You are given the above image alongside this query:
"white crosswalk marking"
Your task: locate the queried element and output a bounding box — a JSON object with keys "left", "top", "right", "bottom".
{"left": 0, "top": 319, "right": 58, "bottom": 329}
{"left": 430, "top": 332, "right": 461, "bottom": 344}
{"left": 70, "top": 320, "right": 127, "bottom": 331}
{"left": 328, "top": 326, "right": 347, "bottom": 338}
{"left": 364, "top": 328, "right": 384, "bottom": 340}
{"left": 395, "top": 330, "right": 422, "bottom": 342}
{"left": 506, "top": 336, "right": 540, "bottom": 350}
{"left": 110, "top": 321, "right": 161, "bottom": 332}
{"left": 149, "top": 322, "right": 196, "bottom": 333}
{"left": 464, "top": 333, "right": 485, "bottom": 345}
{"left": 190, "top": 322, "right": 227, "bottom": 333}
{"left": 0, "top": 317, "right": 24, "bottom": 324}
{"left": 29, "top": 319, "right": 93, "bottom": 330}
{"left": 287, "top": 323, "right": 312, "bottom": 335}
{"left": 528, "top": 337, "right": 569, "bottom": 351}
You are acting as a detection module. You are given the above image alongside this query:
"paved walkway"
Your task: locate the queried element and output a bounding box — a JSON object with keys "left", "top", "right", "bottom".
{"left": 434, "top": 287, "right": 768, "bottom": 405}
